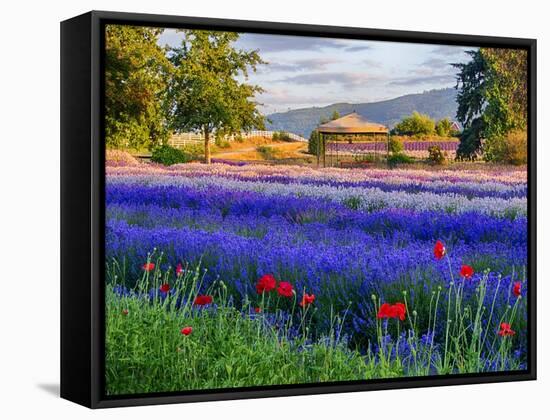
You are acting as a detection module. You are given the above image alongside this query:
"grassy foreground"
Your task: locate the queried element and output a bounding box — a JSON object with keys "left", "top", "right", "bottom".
{"left": 105, "top": 266, "right": 373, "bottom": 395}
{"left": 105, "top": 256, "right": 524, "bottom": 395}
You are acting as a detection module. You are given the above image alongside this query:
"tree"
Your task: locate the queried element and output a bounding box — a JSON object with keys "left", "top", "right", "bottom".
{"left": 435, "top": 118, "right": 453, "bottom": 137}
{"left": 453, "top": 48, "right": 527, "bottom": 160}
{"left": 393, "top": 112, "right": 435, "bottom": 136}
{"left": 168, "top": 31, "right": 266, "bottom": 163}
{"left": 105, "top": 25, "right": 171, "bottom": 149}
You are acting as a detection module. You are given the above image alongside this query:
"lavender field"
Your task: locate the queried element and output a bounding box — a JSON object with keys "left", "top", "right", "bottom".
{"left": 105, "top": 151, "right": 527, "bottom": 394}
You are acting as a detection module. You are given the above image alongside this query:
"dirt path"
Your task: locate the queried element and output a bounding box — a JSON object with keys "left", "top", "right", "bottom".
{"left": 212, "top": 141, "right": 307, "bottom": 158}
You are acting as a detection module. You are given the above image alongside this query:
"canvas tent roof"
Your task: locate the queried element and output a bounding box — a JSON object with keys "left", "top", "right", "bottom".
{"left": 317, "top": 112, "right": 388, "bottom": 134}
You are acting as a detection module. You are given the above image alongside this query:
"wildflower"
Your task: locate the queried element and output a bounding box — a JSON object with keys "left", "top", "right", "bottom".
{"left": 181, "top": 326, "right": 193, "bottom": 336}
{"left": 513, "top": 281, "right": 522, "bottom": 297}
{"left": 434, "top": 240, "right": 446, "bottom": 260}
{"left": 277, "top": 281, "right": 294, "bottom": 298}
{"left": 159, "top": 283, "right": 170, "bottom": 293}
{"left": 498, "top": 322, "right": 515, "bottom": 337}
{"left": 299, "top": 293, "right": 315, "bottom": 307}
{"left": 122, "top": 309, "right": 129, "bottom": 316}
{"left": 460, "top": 264, "right": 474, "bottom": 279}
{"left": 377, "top": 302, "right": 406, "bottom": 321}
{"left": 142, "top": 262, "right": 155, "bottom": 272}
{"left": 254, "top": 307, "right": 262, "bottom": 313}
{"left": 193, "top": 294, "right": 213, "bottom": 306}
{"left": 176, "top": 263, "right": 184, "bottom": 276}
{"left": 256, "top": 274, "right": 276, "bottom": 294}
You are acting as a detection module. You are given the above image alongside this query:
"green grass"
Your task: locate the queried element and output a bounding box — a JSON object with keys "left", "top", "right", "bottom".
{"left": 105, "top": 259, "right": 525, "bottom": 395}
{"left": 106, "top": 290, "right": 374, "bottom": 395}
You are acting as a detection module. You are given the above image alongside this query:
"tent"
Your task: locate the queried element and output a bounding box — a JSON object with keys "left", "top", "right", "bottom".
{"left": 316, "top": 112, "right": 389, "bottom": 167}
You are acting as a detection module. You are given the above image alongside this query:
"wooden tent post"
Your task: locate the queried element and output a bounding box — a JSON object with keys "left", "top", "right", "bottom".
{"left": 317, "top": 132, "right": 321, "bottom": 167}
{"left": 322, "top": 134, "right": 326, "bottom": 167}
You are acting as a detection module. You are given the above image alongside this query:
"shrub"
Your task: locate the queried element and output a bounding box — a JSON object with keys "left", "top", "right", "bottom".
{"left": 215, "top": 137, "right": 231, "bottom": 148}
{"left": 427, "top": 146, "right": 446, "bottom": 165}
{"left": 273, "top": 131, "right": 292, "bottom": 142}
{"left": 151, "top": 144, "right": 202, "bottom": 165}
{"left": 388, "top": 136, "right": 403, "bottom": 154}
{"left": 483, "top": 130, "right": 527, "bottom": 165}
{"left": 256, "top": 145, "right": 277, "bottom": 160}
{"left": 387, "top": 152, "right": 414, "bottom": 166}
{"left": 393, "top": 112, "right": 436, "bottom": 136}
{"left": 435, "top": 118, "right": 453, "bottom": 137}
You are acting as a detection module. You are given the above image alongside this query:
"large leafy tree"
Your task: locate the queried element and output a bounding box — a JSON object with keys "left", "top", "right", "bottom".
{"left": 393, "top": 111, "right": 436, "bottom": 136}
{"left": 168, "top": 31, "right": 265, "bottom": 163}
{"left": 453, "top": 48, "right": 527, "bottom": 160}
{"left": 105, "top": 26, "right": 171, "bottom": 150}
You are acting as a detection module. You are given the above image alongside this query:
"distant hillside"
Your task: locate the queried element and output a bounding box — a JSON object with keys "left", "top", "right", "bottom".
{"left": 266, "top": 88, "right": 458, "bottom": 138}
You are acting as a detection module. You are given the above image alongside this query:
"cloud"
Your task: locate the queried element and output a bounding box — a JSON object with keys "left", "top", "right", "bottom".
{"left": 277, "top": 72, "right": 370, "bottom": 87}
{"left": 237, "top": 33, "right": 345, "bottom": 52}
{"left": 262, "top": 58, "right": 337, "bottom": 73}
{"left": 431, "top": 45, "right": 472, "bottom": 56}
{"left": 387, "top": 74, "right": 456, "bottom": 86}
{"left": 345, "top": 45, "right": 372, "bottom": 52}
{"left": 363, "top": 59, "right": 383, "bottom": 68}
{"left": 420, "top": 57, "right": 454, "bottom": 69}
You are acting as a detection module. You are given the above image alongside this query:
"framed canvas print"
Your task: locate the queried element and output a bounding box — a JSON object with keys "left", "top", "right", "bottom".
{"left": 60, "top": 10, "right": 536, "bottom": 408}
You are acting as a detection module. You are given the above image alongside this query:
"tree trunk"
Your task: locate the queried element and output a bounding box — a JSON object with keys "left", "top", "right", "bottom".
{"left": 204, "top": 128, "right": 211, "bottom": 164}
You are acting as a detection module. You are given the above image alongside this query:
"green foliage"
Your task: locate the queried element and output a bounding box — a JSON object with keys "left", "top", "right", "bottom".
{"left": 454, "top": 49, "right": 528, "bottom": 160}
{"left": 427, "top": 146, "right": 446, "bottom": 165}
{"left": 483, "top": 130, "right": 527, "bottom": 165}
{"left": 214, "top": 136, "right": 231, "bottom": 148}
{"left": 481, "top": 49, "right": 528, "bottom": 139}
{"left": 168, "top": 31, "right": 266, "bottom": 163}
{"left": 105, "top": 25, "right": 171, "bottom": 150}
{"left": 456, "top": 118, "right": 484, "bottom": 161}
{"left": 308, "top": 130, "right": 321, "bottom": 155}
{"left": 256, "top": 145, "right": 278, "bottom": 160}
{"left": 393, "top": 112, "right": 435, "bottom": 136}
{"left": 272, "top": 131, "right": 292, "bottom": 142}
{"left": 151, "top": 144, "right": 202, "bottom": 165}
{"left": 435, "top": 118, "right": 453, "bottom": 137}
{"left": 388, "top": 136, "right": 403, "bottom": 154}
{"left": 387, "top": 152, "right": 414, "bottom": 166}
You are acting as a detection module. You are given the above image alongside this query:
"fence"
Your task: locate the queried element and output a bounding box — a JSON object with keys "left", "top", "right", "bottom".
{"left": 327, "top": 140, "right": 459, "bottom": 154}
{"left": 168, "top": 130, "right": 308, "bottom": 148}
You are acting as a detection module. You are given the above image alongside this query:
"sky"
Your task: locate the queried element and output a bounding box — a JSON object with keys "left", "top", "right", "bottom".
{"left": 158, "top": 29, "right": 474, "bottom": 114}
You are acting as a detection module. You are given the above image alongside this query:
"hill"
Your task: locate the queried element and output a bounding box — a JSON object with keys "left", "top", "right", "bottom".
{"left": 266, "top": 88, "right": 458, "bottom": 138}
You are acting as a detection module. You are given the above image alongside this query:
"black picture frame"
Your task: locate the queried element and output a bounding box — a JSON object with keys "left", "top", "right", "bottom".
{"left": 60, "top": 10, "right": 537, "bottom": 409}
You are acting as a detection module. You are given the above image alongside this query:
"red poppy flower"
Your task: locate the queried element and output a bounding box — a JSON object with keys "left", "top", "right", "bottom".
{"left": 460, "top": 264, "right": 474, "bottom": 279}
{"left": 193, "top": 294, "right": 213, "bottom": 306}
{"left": 254, "top": 307, "right": 262, "bottom": 313}
{"left": 498, "top": 322, "right": 515, "bottom": 337}
{"left": 434, "top": 240, "right": 446, "bottom": 260}
{"left": 377, "top": 302, "right": 407, "bottom": 321}
{"left": 256, "top": 274, "right": 277, "bottom": 294}
{"left": 159, "top": 283, "right": 170, "bottom": 293}
{"left": 142, "top": 262, "right": 155, "bottom": 272}
{"left": 513, "top": 281, "right": 522, "bottom": 297}
{"left": 176, "top": 263, "right": 184, "bottom": 276}
{"left": 299, "top": 293, "right": 315, "bottom": 307}
{"left": 122, "top": 309, "right": 129, "bottom": 316}
{"left": 277, "top": 281, "right": 294, "bottom": 298}
{"left": 181, "top": 326, "right": 193, "bottom": 336}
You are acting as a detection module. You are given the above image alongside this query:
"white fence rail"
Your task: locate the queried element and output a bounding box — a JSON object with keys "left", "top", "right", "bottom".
{"left": 168, "top": 130, "right": 308, "bottom": 148}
